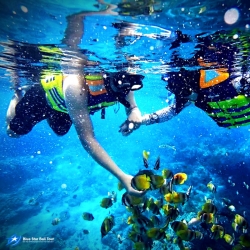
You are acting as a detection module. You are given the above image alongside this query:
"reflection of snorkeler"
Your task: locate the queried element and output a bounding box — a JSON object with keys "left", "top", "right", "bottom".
{"left": 169, "top": 30, "right": 192, "bottom": 49}
{"left": 117, "top": 0, "right": 162, "bottom": 16}
{"left": 62, "top": 0, "right": 119, "bottom": 49}
{"left": 63, "top": 0, "right": 163, "bottom": 52}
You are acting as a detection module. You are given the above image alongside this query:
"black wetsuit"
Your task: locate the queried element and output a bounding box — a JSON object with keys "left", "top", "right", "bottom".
{"left": 9, "top": 85, "right": 72, "bottom": 136}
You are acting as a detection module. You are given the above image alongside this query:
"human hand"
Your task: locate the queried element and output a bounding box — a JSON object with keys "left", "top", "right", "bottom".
{"left": 121, "top": 174, "right": 146, "bottom": 197}
{"left": 119, "top": 120, "right": 141, "bottom": 136}
{"left": 119, "top": 107, "right": 142, "bottom": 136}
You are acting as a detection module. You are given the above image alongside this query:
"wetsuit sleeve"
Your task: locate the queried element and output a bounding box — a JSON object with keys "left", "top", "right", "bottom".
{"left": 141, "top": 104, "right": 178, "bottom": 125}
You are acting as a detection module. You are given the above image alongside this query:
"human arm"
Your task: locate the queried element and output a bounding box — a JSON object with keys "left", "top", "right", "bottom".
{"left": 119, "top": 91, "right": 143, "bottom": 136}
{"left": 63, "top": 74, "right": 143, "bottom": 196}
{"left": 231, "top": 72, "right": 250, "bottom": 95}
{"left": 141, "top": 93, "right": 196, "bottom": 126}
{"left": 119, "top": 103, "right": 179, "bottom": 135}
{"left": 62, "top": 1, "right": 118, "bottom": 49}
{"left": 141, "top": 104, "right": 178, "bottom": 125}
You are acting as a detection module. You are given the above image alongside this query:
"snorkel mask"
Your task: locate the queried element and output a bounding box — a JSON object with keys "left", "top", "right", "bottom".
{"left": 112, "top": 72, "right": 144, "bottom": 93}
{"left": 104, "top": 72, "right": 144, "bottom": 108}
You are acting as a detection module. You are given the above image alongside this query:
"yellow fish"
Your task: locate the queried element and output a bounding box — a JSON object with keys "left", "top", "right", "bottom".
{"left": 159, "top": 182, "right": 172, "bottom": 195}
{"left": 126, "top": 206, "right": 141, "bottom": 217}
{"left": 171, "top": 221, "right": 188, "bottom": 233}
{"left": 127, "top": 216, "right": 135, "bottom": 225}
{"left": 202, "top": 203, "right": 218, "bottom": 214}
{"left": 117, "top": 181, "right": 124, "bottom": 191}
{"left": 207, "top": 181, "right": 216, "bottom": 193}
{"left": 232, "top": 214, "right": 248, "bottom": 233}
{"left": 223, "top": 233, "right": 235, "bottom": 245}
{"left": 210, "top": 225, "right": 225, "bottom": 240}
{"left": 133, "top": 214, "right": 154, "bottom": 228}
{"left": 162, "top": 204, "right": 180, "bottom": 222}
{"left": 142, "top": 150, "right": 150, "bottom": 168}
{"left": 132, "top": 224, "right": 146, "bottom": 234}
{"left": 199, "top": 6, "right": 206, "bottom": 14}
{"left": 131, "top": 174, "right": 151, "bottom": 191}
{"left": 154, "top": 156, "right": 160, "bottom": 170}
{"left": 174, "top": 236, "right": 190, "bottom": 250}
{"left": 146, "top": 228, "right": 165, "bottom": 240}
{"left": 154, "top": 197, "right": 164, "bottom": 209}
{"left": 150, "top": 215, "right": 161, "bottom": 226}
{"left": 146, "top": 198, "right": 160, "bottom": 215}
{"left": 162, "top": 169, "right": 174, "bottom": 179}
{"left": 82, "top": 212, "right": 94, "bottom": 221}
{"left": 100, "top": 197, "right": 113, "bottom": 209}
{"left": 122, "top": 192, "right": 146, "bottom": 207}
{"left": 232, "top": 244, "right": 245, "bottom": 250}
{"left": 51, "top": 217, "right": 60, "bottom": 226}
{"left": 178, "top": 229, "right": 203, "bottom": 241}
{"left": 165, "top": 191, "right": 188, "bottom": 205}
{"left": 101, "top": 215, "right": 115, "bottom": 238}
{"left": 133, "top": 241, "right": 150, "bottom": 250}
{"left": 128, "top": 230, "right": 140, "bottom": 243}
{"left": 142, "top": 150, "right": 150, "bottom": 159}
{"left": 239, "top": 233, "right": 250, "bottom": 247}
{"left": 200, "top": 213, "right": 216, "bottom": 224}
{"left": 172, "top": 173, "right": 188, "bottom": 185}
{"left": 150, "top": 174, "right": 165, "bottom": 189}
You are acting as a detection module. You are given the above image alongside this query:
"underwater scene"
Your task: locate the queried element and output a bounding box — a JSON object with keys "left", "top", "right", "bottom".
{"left": 0, "top": 0, "right": 250, "bottom": 249}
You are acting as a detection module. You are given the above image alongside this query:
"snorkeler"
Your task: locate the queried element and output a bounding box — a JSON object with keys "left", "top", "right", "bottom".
{"left": 119, "top": 31, "right": 250, "bottom": 133}
{"left": 6, "top": 65, "right": 145, "bottom": 197}
{"left": 5, "top": 1, "right": 146, "bottom": 197}
{"left": 140, "top": 70, "right": 250, "bottom": 129}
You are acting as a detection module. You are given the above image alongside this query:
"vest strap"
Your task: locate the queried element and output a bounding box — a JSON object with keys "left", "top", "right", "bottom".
{"left": 207, "top": 95, "right": 250, "bottom": 128}
{"left": 85, "top": 75, "right": 107, "bottom": 96}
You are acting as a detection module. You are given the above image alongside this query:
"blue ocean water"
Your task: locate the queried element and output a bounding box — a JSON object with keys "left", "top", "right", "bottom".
{"left": 0, "top": 0, "right": 250, "bottom": 249}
